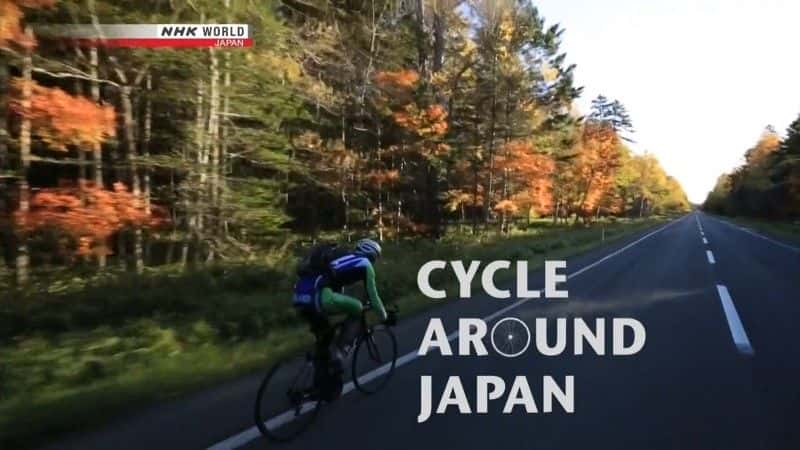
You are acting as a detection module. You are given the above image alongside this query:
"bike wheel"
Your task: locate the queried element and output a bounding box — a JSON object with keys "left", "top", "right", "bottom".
{"left": 351, "top": 325, "right": 398, "bottom": 394}
{"left": 254, "top": 354, "right": 322, "bottom": 442}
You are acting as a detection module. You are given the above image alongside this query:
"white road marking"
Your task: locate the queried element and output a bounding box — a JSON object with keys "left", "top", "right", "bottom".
{"left": 566, "top": 218, "right": 683, "bottom": 279}
{"left": 706, "top": 250, "right": 716, "bottom": 264}
{"left": 702, "top": 237, "right": 708, "bottom": 245}
{"left": 708, "top": 215, "right": 799, "bottom": 253}
{"left": 207, "top": 216, "right": 685, "bottom": 450}
{"left": 715, "top": 285, "right": 754, "bottom": 355}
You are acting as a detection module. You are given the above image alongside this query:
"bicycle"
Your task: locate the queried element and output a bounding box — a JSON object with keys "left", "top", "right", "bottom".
{"left": 254, "top": 304, "right": 398, "bottom": 442}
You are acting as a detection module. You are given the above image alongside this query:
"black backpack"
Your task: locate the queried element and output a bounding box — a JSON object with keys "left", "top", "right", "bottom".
{"left": 296, "top": 243, "right": 339, "bottom": 276}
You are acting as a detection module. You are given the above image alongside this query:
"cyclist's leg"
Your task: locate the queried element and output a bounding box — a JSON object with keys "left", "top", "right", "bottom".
{"left": 319, "top": 287, "right": 363, "bottom": 316}
{"left": 313, "top": 288, "right": 365, "bottom": 401}
{"left": 320, "top": 287, "right": 363, "bottom": 351}
{"left": 301, "top": 309, "right": 340, "bottom": 400}
{"left": 304, "top": 310, "right": 332, "bottom": 362}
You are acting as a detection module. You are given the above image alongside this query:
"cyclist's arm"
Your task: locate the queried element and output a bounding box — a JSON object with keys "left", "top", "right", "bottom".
{"left": 364, "top": 262, "right": 388, "bottom": 321}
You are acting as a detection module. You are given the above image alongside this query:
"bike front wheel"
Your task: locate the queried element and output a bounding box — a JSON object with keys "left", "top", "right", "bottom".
{"left": 351, "top": 325, "right": 398, "bottom": 394}
{"left": 254, "top": 354, "right": 322, "bottom": 442}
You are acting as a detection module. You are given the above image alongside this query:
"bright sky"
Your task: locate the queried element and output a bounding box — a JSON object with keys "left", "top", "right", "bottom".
{"left": 535, "top": 0, "right": 800, "bottom": 203}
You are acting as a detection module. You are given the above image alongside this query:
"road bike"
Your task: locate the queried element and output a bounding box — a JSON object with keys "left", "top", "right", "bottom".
{"left": 254, "top": 304, "right": 398, "bottom": 442}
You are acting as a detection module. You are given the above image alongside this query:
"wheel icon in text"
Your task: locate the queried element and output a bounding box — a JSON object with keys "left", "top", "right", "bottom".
{"left": 490, "top": 317, "right": 531, "bottom": 358}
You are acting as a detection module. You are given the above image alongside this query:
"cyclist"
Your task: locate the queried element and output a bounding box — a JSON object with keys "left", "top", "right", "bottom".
{"left": 321, "top": 238, "right": 388, "bottom": 326}
{"left": 293, "top": 238, "right": 389, "bottom": 399}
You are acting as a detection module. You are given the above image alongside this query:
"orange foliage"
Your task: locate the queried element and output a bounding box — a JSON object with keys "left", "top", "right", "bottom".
{"left": 376, "top": 68, "right": 450, "bottom": 160}
{"left": 14, "top": 182, "right": 163, "bottom": 256}
{"left": 375, "top": 69, "right": 420, "bottom": 90}
{"left": 574, "top": 122, "right": 621, "bottom": 215}
{"left": 375, "top": 69, "right": 419, "bottom": 106}
{"left": 0, "top": 1, "right": 27, "bottom": 48}
{"left": 375, "top": 68, "right": 450, "bottom": 166}
{"left": 446, "top": 189, "right": 481, "bottom": 211}
{"left": 0, "top": 0, "right": 56, "bottom": 49}
{"left": 496, "top": 140, "right": 556, "bottom": 215}
{"left": 392, "top": 104, "right": 449, "bottom": 138}
{"left": 366, "top": 169, "right": 400, "bottom": 186}
{"left": 376, "top": 70, "right": 448, "bottom": 136}
{"left": 746, "top": 129, "right": 781, "bottom": 165}
{"left": 10, "top": 79, "right": 117, "bottom": 151}
{"left": 493, "top": 199, "right": 519, "bottom": 215}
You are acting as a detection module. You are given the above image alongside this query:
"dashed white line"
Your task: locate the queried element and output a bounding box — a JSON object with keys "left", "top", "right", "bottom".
{"left": 207, "top": 216, "right": 686, "bottom": 450}
{"left": 706, "top": 250, "right": 715, "bottom": 264}
{"left": 715, "top": 285, "right": 754, "bottom": 355}
{"left": 702, "top": 237, "right": 708, "bottom": 245}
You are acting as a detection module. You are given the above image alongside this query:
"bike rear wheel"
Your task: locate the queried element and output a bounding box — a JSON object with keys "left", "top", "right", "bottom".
{"left": 254, "top": 354, "right": 322, "bottom": 442}
{"left": 351, "top": 325, "right": 398, "bottom": 394}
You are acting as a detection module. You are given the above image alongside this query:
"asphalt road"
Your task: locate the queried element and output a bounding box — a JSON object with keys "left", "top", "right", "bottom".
{"left": 45, "top": 211, "right": 800, "bottom": 450}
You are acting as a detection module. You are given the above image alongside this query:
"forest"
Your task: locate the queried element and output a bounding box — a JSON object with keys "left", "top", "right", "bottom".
{"left": 1, "top": 0, "right": 690, "bottom": 286}
{"left": 0, "top": 1, "right": 690, "bottom": 446}
{"left": 703, "top": 118, "right": 800, "bottom": 220}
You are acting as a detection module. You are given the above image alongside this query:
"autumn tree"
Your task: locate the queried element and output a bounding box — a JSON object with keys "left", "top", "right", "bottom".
{"left": 769, "top": 114, "right": 800, "bottom": 217}
{"left": 15, "top": 182, "right": 161, "bottom": 258}
{"left": 727, "top": 126, "right": 782, "bottom": 216}
{"left": 495, "top": 140, "right": 555, "bottom": 230}
{"left": 2, "top": 0, "right": 55, "bottom": 284}
{"left": 2, "top": 0, "right": 159, "bottom": 282}
{"left": 0, "top": 0, "right": 694, "bottom": 287}
{"left": 704, "top": 124, "right": 798, "bottom": 218}
{"left": 446, "top": 0, "right": 579, "bottom": 232}
{"left": 567, "top": 120, "right": 622, "bottom": 222}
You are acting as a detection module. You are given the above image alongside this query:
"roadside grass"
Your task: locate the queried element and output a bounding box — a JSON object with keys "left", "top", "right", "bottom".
{"left": 0, "top": 216, "right": 671, "bottom": 448}
{"left": 714, "top": 215, "right": 800, "bottom": 246}
{"left": 0, "top": 327, "right": 310, "bottom": 448}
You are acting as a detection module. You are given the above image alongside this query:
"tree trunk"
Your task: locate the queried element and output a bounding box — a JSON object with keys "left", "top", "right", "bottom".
{"left": 553, "top": 199, "right": 560, "bottom": 224}
{"left": 143, "top": 75, "right": 152, "bottom": 215}
{"left": 120, "top": 85, "right": 143, "bottom": 273}
{"left": 415, "top": 0, "right": 427, "bottom": 80}
{"left": 88, "top": 46, "right": 107, "bottom": 267}
{"left": 472, "top": 166, "right": 479, "bottom": 235}
{"left": 90, "top": 47, "right": 103, "bottom": 187}
{"left": 207, "top": 47, "right": 221, "bottom": 261}
{"left": 340, "top": 111, "right": 349, "bottom": 239}
{"left": 432, "top": 9, "right": 445, "bottom": 74}
{"left": 342, "top": 187, "right": 350, "bottom": 237}
{"left": 220, "top": 48, "right": 231, "bottom": 238}
{"left": 0, "top": 58, "right": 8, "bottom": 171}
{"left": 500, "top": 168, "right": 507, "bottom": 234}
{"left": 376, "top": 135, "right": 384, "bottom": 241}
{"left": 72, "top": 75, "right": 87, "bottom": 190}
{"left": 142, "top": 75, "right": 153, "bottom": 265}
{"left": 15, "top": 26, "right": 34, "bottom": 286}
{"left": 183, "top": 80, "right": 206, "bottom": 270}
{"left": 395, "top": 200, "right": 402, "bottom": 242}
{"left": 500, "top": 88, "right": 513, "bottom": 234}
{"left": 483, "top": 52, "right": 498, "bottom": 226}
{"left": 377, "top": 200, "right": 384, "bottom": 241}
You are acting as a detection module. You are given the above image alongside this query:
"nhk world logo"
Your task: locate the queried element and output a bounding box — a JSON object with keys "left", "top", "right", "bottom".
{"left": 44, "top": 24, "right": 252, "bottom": 48}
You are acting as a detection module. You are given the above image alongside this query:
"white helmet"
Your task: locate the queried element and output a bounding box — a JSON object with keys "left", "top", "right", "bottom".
{"left": 355, "top": 238, "right": 382, "bottom": 260}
